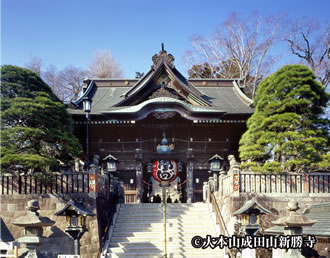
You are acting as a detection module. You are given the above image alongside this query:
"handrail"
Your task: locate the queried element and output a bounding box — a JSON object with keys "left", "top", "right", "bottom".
{"left": 98, "top": 192, "right": 119, "bottom": 258}
{"left": 209, "top": 191, "right": 233, "bottom": 258}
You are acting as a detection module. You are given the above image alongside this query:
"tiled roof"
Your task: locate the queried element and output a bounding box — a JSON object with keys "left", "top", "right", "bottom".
{"left": 68, "top": 83, "right": 253, "bottom": 116}
{"left": 265, "top": 202, "right": 330, "bottom": 237}
{"left": 68, "top": 49, "right": 253, "bottom": 116}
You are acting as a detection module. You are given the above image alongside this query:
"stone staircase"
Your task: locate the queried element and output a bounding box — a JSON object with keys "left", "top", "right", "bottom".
{"left": 103, "top": 203, "right": 224, "bottom": 257}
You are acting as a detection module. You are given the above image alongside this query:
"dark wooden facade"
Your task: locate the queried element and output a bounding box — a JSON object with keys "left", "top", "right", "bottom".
{"left": 68, "top": 48, "right": 254, "bottom": 203}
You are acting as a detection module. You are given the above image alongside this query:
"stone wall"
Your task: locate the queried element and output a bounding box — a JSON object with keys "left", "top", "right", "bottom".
{"left": 216, "top": 192, "right": 330, "bottom": 257}
{"left": 0, "top": 194, "right": 102, "bottom": 258}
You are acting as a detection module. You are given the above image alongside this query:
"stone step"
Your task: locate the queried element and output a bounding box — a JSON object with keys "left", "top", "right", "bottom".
{"left": 116, "top": 217, "right": 212, "bottom": 223}
{"left": 119, "top": 205, "right": 209, "bottom": 209}
{"left": 115, "top": 218, "right": 214, "bottom": 228}
{"left": 105, "top": 203, "right": 217, "bottom": 257}
{"left": 118, "top": 213, "right": 211, "bottom": 220}
{"left": 119, "top": 206, "right": 210, "bottom": 210}
{"left": 112, "top": 226, "right": 216, "bottom": 232}
{"left": 109, "top": 241, "right": 217, "bottom": 248}
{"left": 110, "top": 236, "right": 211, "bottom": 242}
{"left": 110, "top": 241, "right": 191, "bottom": 247}
{"left": 121, "top": 203, "right": 207, "bottom": 206}
{"left": 110, "top": 240, "right": 213, "bottom": 245}
{"left": 111, "top": 230, "right": 217, "bottom": 238}
{"left": 113, "top": 230, "right": 217, "bottom": 238}
{"left": 114, "top": 223, "right": 214, "bottom": 232}
{"left": 119, "top": 205, "right": 210, "bottom": 209}
{"left": 107, "top": 251, "right": 223, "bottom": 257}
{"left": 115, "top": 219, "right": 213, "bottom": 224}
{"left": 118, "top": 209, "right": 210, "bottom": 214}
{"left": 117, "top": 213, "right": 212, "bottom": 217}
{"left": 108, "top": 246, "right": 222, "bottom": 253}
{"left": 113, "top": 221, "right": 214, "bottom": 226}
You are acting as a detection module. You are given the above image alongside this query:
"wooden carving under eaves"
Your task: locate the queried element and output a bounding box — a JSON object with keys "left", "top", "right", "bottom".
{"left": 152, "top": 111, "right": 177, "bottom": 119}
{"left": 149, "top": 85, "right": 186, "bottom": 103}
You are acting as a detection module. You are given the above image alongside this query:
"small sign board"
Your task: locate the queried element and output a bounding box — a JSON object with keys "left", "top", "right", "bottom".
{"left": 58, "top": 256, "right": 80, "bottom": 258}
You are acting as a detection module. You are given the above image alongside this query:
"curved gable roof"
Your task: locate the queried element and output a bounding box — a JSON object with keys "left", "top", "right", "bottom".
{"left": 69, "top": 47, "right": 254, "bottom": 117}
{"left": 114, "top": 49, "right": 213, "bottom": 107}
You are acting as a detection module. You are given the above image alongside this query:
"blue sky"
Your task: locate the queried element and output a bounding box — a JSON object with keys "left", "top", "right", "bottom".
{"left": 2, "top": 0, "right": 329, "bottom": 78}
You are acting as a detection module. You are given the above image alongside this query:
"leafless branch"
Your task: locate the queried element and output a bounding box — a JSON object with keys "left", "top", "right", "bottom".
{"left": 286, "top": 18, "right": 329, "bottom": 88}
{"left": 87, "top": 49, "right": 123, "bottom": 78}
{"left": 24, "top": 55, "right": 42, "bottom": 76}
{"left": 183, "top": 12, "right": 283, "bottom": 98}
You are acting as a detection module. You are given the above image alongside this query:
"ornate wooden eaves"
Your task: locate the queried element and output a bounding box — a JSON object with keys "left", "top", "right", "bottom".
{"left": 102, "top": 97, "right": 224, "bottom": 121}
{"left": 115, "top": 49, "right": 213, "bottom": 107}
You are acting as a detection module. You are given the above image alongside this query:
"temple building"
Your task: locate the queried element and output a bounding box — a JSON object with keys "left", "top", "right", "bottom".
{"left": 68, "top": 47, "right": 254, "bottom": 203}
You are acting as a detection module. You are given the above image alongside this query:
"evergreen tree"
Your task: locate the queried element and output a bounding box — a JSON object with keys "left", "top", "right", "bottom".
{"left": 239, "top": 65, "right": 329, "bottom": 173}
{"left": 1, "top": 65, "right": 82, "bottom": 174}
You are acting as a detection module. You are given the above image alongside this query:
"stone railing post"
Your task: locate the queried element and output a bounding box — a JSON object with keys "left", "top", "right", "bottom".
{"left": 219, "top": 169, "right": 226, "bottom": 197}
{"left": 303, "top": 173, "right": 309, "bottom": 193}
{"left": 208, "top": 177, "right": 214, "bottom": 194}
{"left": 88, "top": 164, "right": 99, "bottom": 198}
{"left": 213, "top": 172, "right": 218, "bottom": 193}
{"left": 227, "top": 155, "right": 240, "bottom": 197}
{"left": 203, "top": 182, "right": 208, "bottom": 203}
{"left": 232, "top": 166, "right": 240, "bottom": 197}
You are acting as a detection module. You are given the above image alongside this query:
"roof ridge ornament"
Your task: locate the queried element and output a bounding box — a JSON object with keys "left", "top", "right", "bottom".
{"left": 152, "top": 43, "right": 175, "bottom": 69}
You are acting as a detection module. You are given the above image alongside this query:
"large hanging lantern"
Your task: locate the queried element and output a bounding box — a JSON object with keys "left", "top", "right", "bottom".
{"left": 152, "top": 160, "right": 178, "bottom": 182}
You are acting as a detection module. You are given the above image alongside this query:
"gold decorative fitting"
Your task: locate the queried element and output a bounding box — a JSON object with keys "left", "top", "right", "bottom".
{"left": 202, "top": 81, "right": 207, "bottom": 85}
{"left": 124, "top": 81, "right": 129, "bottom": 85}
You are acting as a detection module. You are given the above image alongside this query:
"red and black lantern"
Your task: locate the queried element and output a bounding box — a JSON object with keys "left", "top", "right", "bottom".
{"left": 152, "top": 160, "right": 178, "bottom": 183}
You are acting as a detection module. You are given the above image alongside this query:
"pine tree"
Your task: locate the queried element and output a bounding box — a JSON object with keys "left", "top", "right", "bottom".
{"left": 1, "top": 65, "right": 82, "bottom": 174}
{"left": 239, "top": 65, "right": 329, "bottom": 173}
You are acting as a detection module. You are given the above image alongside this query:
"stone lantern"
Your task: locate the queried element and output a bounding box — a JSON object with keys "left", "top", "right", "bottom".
{"left": 233, "top": 199, "right": 271, "bottom": 236}
{"left": 55, "top": 200, "right": 94, "bottom": 255}
{"left": 104, "top": 154, "right": 119, "bottom": 192}
{"left": 271, "top": 200, "right": 317, "bottom": 258}
{"left": 208, "top": 154, "right": 223, "bottom": 171}
{"left": 272, "top": 200, "right": 317, "bottom": 235}
{"left": 13, "top": 200, "right": 55, "bottom": 258}
{"left": 233, "top": 199, "right": 271, "bottom": 258}
{"left": 208, "top": 154, "right": 224, "bottom": 191}
{"left": 103, "top": 154, "right": 118, "bottom": 173}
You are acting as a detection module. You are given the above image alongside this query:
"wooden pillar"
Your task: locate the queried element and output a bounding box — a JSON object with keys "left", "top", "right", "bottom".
{"left": 186, "top": 148, "right": 194, "bottom": 203}
{"left": 135, "top": 148, "right": 143, "bottom": 203}
{"left": 186, "top": 161, "right": 194, "bottom": 203}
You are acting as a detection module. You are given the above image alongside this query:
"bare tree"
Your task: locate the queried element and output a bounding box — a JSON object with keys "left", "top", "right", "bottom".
{"left": 43, "top": 65, "right": 65, "bottom": 101}
{"left": 286, "top": 18, "right": 329, "bottom": 88}
{"left": 87, "top": 49, "right": 123, "bottom": 78}
{"left": 44, "top": 65, "right": 86, "bottom": 102}
{"left": 183, "top": 12, "right": 282, "bottom": 98}
{"left": 24, "top": 55, "right": 42, "bottom": 76}
{"left": 59, "top": 65, "right": 86, "bottom": 102}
